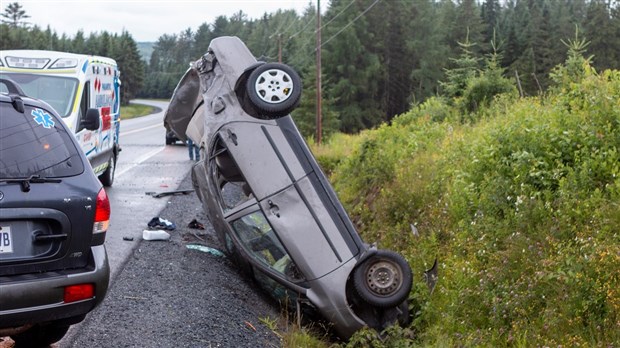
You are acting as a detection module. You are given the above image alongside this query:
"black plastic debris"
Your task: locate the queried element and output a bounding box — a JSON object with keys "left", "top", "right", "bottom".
{"left": 147, "top": 217, "right": 176, "bottom": 231}
{"left": 187, "top": 219, "right": 205, "bottom": 230}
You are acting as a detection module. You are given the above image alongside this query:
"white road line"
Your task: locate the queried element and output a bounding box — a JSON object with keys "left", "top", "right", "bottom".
{"left": 120, "top": 123, "right": 161, "bottom": 137}
{"left": 116, "top": 146, "right": 165, "bottom": 177}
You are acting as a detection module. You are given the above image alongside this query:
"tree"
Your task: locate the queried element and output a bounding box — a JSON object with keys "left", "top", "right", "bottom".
{"left": 1, "top": 2, "right": 30, "bottom": 28}
{"left": 321, "top": 0, "right": 385, "bottom": 132}
{"left": 549, "top": 27, "right": 593, "bottom": 88}
{"left": 461, "top": 38, "right": 517, "bottom": 116}
{"left": 408, "top": 0, "right": 451, "bottom": 104}
{"left": 481, "top": 0, "right": 501, "bottom": 54}
{"left": 454, "top": 0, "right": 485, "bottom": 55}
{"left": 113, "top": 31, "right": 145, "bottom": 105}
{"left": 440, "top": 31, "right": 482, "bottom": 100}
{"left": 583, "top": 0, "right": 619, "bottom": 70}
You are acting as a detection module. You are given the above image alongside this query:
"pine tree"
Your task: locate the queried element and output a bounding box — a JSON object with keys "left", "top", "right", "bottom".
{"left": 114, "top": 31, "right": 145, "bottom": 105}
{"left": 440, "top": 31, "right": 482, "bottom": 100}
{"left": 408, "top": 0, "right": 450, "bottom": 103}
{"left": 481, "top": 0, "right": 502, "bottom": 54}
{"left": 583, "top": 0, "right": 619, "bottom": 70}
{"left": 1, "top": 2, "right": 30, "bottom": 28}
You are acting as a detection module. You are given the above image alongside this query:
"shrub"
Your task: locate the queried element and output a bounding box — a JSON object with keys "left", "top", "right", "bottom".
{"left": 327, "top": 67, "right": 619, "bottom": 346}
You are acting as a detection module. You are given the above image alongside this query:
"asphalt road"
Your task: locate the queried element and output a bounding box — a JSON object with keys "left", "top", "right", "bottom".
{"left": 63, "top": 172, "right": 280, "bottom": 348}
{"left": 57, "top": 100, "right": 280, "bottom": 347}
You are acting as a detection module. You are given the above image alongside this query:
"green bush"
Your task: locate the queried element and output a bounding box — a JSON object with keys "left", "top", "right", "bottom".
{"left": 327, "top": 67, "right": 620, "bottom": 346}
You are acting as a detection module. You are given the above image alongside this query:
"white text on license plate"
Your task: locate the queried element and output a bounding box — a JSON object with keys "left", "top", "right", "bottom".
{"left": 0, "top": 226, "right": 13, "bottom": 254}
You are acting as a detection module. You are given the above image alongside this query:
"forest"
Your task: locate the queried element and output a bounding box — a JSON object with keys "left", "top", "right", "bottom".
{"left": 1, "top": 0, "right": 619, "bottom": 138}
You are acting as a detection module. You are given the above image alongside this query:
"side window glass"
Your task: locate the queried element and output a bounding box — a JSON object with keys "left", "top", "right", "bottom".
{"left": 231, "top": 211, "right": 304, "bottom": 282}
{"left": 77, "top": 81, "right": 89, "bottom": 132}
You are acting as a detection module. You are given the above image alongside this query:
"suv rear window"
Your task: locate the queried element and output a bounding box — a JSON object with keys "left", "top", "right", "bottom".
{"left": 0, "top": 101, "right": 84, "bottom": 179}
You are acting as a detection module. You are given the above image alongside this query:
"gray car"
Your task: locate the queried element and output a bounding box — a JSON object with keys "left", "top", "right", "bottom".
{"left": 164, "top": 37, "right": 412, "bottom": 339}
{"left": 0, "top": 79, "right": 110, "bottom": 347}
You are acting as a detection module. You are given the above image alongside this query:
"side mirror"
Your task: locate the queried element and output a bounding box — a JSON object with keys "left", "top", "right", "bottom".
{"left": 81, "top": 108, "right": 100, "bottom": 131}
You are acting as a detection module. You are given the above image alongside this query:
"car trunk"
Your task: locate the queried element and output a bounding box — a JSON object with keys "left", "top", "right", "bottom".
{"left": 0, "top": 181, "right": 95, "bottom": 277}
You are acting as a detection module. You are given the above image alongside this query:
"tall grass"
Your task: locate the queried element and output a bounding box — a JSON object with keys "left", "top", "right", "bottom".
{"left": 321, "top": 67, "right": 619, "bottom": 346}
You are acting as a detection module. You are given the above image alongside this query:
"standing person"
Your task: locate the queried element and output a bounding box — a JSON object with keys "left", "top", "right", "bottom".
{"left": 187, "top": 139, "right": 199, "bottom": 161}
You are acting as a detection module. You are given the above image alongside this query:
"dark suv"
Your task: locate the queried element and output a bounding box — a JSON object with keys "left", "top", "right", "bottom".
{"left": 0, "top": 79, "right": 110, "bottom": 347}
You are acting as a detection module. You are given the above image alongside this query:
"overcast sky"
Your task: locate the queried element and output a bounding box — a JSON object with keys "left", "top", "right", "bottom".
{"left": 18, "top": 0, "right": 320, "bottom": 42}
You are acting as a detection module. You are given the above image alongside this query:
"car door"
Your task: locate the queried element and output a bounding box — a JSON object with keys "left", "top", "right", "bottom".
{"left": 75, "top": 80, "right": 97, "bottom": 159}
{"left": 217, "top": 122, "right": 306, "bottom": 201}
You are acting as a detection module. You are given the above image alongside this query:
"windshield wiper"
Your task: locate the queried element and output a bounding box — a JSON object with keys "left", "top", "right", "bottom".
{"left": 0, "top": 175, "right": 62, "bottom": 192}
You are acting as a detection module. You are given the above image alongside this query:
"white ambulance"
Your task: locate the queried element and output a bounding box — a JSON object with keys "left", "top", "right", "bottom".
{"left": 0, "top": 50, "right": 121, "bottom": 186}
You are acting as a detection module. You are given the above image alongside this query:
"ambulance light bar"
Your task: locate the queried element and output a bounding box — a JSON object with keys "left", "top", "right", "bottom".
{"left": 50, "top": 58, "right": 79, "bottom": 69}
{"left": 5, "top": 56, "right": 50, "bottom": 69}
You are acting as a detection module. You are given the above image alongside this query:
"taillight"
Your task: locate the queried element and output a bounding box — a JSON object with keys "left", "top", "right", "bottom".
{"left": 93, "top": 188, "right": 110, "bottom": 234}
{"left": 64, "top": 284, "right": 95, "bottom": 303}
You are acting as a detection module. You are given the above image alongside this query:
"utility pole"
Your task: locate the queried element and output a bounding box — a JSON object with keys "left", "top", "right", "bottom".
{"left": 315, "top": 0, "right": 322, "bottom": 145}
{"left": 278, "top": 33, "right": 282, "bottom": 63}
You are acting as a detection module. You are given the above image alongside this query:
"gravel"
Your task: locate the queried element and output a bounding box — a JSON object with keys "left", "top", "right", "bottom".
{"left": 64, "top": 172, "right": 281, "bottom": 348}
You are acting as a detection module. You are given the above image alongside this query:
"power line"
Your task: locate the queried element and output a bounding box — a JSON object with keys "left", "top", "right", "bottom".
{"left": 269, "top": 11, "right": 299, "bottom": 39}
{"left": 319, "top": 0, "right": 381, "bottom": 49}
{"left": 288, "top": 13, "right": 317, "bottom": 40}
{"left": 314, "top": 0, "right": 356, "bottom": 33}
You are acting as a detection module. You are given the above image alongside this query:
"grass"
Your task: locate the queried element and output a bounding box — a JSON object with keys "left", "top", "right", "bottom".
{"left": 120, "top": 103, "right": 157, "bottom": 120}
{"left": 304, "top": 65, "right": 620, "bottom": 346}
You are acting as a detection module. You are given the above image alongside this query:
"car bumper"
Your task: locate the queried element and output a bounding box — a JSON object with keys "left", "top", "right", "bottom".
{"left": 0, "top": 245, "right": 110, "bottom": 328}
{"left": 305, "top": 257, "right": 367, "bottom": 339}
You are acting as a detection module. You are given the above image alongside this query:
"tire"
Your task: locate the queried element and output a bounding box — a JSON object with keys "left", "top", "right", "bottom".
{"left": 353, "top": 250, "right": 413, "bottom": 308}
{"left": 11, "top": 323, "right": 70, "bottom": 347}
{"left": 99, "top": 152, "right": 116, "bottom": 187}
{"left": 245, "top": 63, "right": 302, "bottom": 118}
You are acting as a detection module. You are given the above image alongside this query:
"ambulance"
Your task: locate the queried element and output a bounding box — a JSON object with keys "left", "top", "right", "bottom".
{"left": 0, "top": 50, "right": 121, "bottom": 186}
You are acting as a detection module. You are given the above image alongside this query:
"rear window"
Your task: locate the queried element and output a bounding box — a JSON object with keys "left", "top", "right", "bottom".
{"left": 0, "top": 101, "right": 84, "bottom": 179}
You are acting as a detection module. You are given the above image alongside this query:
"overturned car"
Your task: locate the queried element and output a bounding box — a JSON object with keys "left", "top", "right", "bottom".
{"left": 164, "top": 36, "right": 413, "bottom": 339}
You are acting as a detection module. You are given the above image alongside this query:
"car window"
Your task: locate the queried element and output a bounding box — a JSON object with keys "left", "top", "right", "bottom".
{"left": 0, "top": 102, "right": 84, "bottom": 179}
{"left": 77, "top": 81, "right": 90, "bottom": 132}
{"left": 231, "top": 211, "right": 304, "bottom": 281}
{"left": 0, "top": 73, "right": 78, "bottom": 117}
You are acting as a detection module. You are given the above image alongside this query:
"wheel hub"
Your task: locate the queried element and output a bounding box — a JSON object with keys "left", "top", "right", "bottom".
{"left": 254, "top": 69, "right": 294, "bottom": 104}
{"left": 366, "top": 261, "right": 402, "bottom": 296}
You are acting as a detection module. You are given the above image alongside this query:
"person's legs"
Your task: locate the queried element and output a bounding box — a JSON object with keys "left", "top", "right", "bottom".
{"left": 187, "top": 139, "right": 194, "bottom": 160}
{"left": 193, "top": 144, "right": 200, "bottom": 161}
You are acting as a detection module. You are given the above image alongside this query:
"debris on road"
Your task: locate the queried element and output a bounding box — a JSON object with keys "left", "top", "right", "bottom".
{"left": 186, "top": 244, "right": 225, "bottom": 257}
{"left": 147, "top": 217, "right": 176, "bottom": 230}
{"left": 123, "top": 236, "right": 134, "bottom": 241}
{"left": 244, "top": 321, "right": 257, "bottom": 332}
{"left": 145, "top": 189, "right": 194, "bottom": 198}
{"left": 142, "top": 229, "right": 171, "bottom": 241}
{"left": 187, "top": 219, "right": 205, "bottom": 230}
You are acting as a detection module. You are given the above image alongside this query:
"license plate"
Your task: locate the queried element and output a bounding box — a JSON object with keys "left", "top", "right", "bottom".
{"left": 0, "top": 226, "right": 13, "bottom": 254}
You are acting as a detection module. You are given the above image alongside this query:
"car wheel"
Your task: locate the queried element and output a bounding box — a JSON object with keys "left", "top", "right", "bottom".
{"left": 11, "top": 323, "right": 70, "bottom": 347}
{"left": 99, "top": 152, "right": 116, "bottom": 187}
{"left": 245, "top": 63, "right": 302, "bottom": 118}
{"left": 353, "top": 250, "right": 412, "bottom": 308}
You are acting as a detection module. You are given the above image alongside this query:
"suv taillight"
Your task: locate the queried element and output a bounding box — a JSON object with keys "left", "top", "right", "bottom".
{"left": 93, "top": 188, "right": 110, "bottom": 235}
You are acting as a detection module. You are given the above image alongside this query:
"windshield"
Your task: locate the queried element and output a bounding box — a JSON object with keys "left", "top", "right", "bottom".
{"left": 0, "top": 102, "right": 84, "bottom": 179}
{"left": 0, "top": 73, "right": 79, "bottom": 117}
